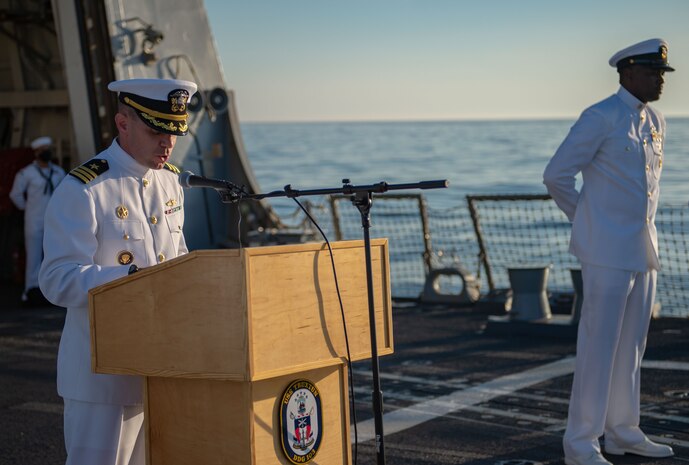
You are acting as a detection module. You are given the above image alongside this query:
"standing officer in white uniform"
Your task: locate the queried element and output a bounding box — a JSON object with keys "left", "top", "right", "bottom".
{"left": 544, "top": 39, "right": 675, "bottom": 465}
{"left": 39, "top": 78, "right": 197, "bottom": 465}
{"left": 9, "top": 136, "right": 66, "bottom": 304}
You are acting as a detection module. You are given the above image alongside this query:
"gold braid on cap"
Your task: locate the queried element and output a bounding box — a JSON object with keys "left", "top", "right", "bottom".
{"left": 124, "top": 97, "right": 188, "bottom": 121}
{"left": 140, "top": 113, "right": 178, "bottom": 132}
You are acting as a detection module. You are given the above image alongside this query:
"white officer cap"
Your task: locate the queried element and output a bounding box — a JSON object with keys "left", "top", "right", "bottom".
{"left": 108, "top": 78, "right": 198, "bottom": 136}
{"left": 609, "top": 38, "right": 675, "bottom": 71}
{"left": 30, "top": 136, "right": 52, "bottom": 150}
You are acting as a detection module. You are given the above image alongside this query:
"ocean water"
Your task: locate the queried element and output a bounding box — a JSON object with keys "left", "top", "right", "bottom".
{"left": 241, "top": 118, "right": 689, "bottom": 215}
{"left": 239, "top": 118, "right": 689, "bottom": 316}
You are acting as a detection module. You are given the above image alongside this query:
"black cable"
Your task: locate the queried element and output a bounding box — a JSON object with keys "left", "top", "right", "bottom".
{"left": 236, "top": 201, "right": 243, "bottom": 249}
{"left": 227, "top": 185, "right": 250, "bottom": 248}
{"left": 291, "top": 197, "right": 358, "bottom": 465}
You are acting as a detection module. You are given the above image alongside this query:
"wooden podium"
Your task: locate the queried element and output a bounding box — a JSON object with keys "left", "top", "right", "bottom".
{"left": 89, "top": 239, "right": 393, "bottom": 465}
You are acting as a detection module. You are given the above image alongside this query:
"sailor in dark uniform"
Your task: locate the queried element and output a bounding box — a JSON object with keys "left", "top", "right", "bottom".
{"left": 544, "top": 39, "right": 675, "bottom": 465}
{"left": 39, "top": 78, "right": 197, "bottom": 465}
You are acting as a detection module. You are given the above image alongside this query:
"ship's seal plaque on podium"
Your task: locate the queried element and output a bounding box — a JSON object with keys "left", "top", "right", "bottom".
{"left": 280, "top": 379, "right": 323, "bottom": 464}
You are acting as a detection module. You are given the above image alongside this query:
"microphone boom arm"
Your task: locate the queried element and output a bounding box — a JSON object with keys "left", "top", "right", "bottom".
{"left": 230, "top": 179, "right": 449, "bottom": 203}
{"left": 180, "top": 169, "right": 448, "bottom": 204}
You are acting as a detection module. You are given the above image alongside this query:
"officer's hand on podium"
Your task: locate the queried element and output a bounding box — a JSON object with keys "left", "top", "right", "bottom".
{"left": 128, "top": 264, "right": 142, "bottom": 275}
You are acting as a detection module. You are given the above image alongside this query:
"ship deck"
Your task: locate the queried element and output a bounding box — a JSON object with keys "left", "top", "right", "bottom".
{"left": 1, "top": 288, "right": 688, "bottom": 465}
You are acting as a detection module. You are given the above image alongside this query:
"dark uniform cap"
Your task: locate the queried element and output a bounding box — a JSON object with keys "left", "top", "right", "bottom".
{"left": 108, "top": 78, "right": 198, "bottom": 136}
{"left": 609, "top": 38, "right": 675, "bottom": 72}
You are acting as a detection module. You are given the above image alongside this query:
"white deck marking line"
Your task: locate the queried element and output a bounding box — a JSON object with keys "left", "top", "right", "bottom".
{"left": 643, "top": 411, "right": 689, "bottom": 424}
{"left": 355, "top": 357, "right": 689, "bottom": 443}
{"left": 353, "top": 386, "right": 566, "bottom": 426}
{"left": 441, "top": 403, "right": 563, "bottom": 426}
{"left": 642, "top": 435, "right": 689, "bottom": 449}
{"left": 10, "top": 401, "right": 63, "bottom": 415}
{"left": 355, "top": 356, "right": 576, "bottom": 442}
{"left": 351, "top": 369, "right": 469, "bottom": 390}
{"left": 356, "top": 386, "right": 689, "bottom": 429}
{"left": 642, "top": 360, "right": 689, "bottom": 371}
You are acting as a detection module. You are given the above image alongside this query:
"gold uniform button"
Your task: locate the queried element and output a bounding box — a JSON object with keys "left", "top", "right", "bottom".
{"left": 643, "top": 139, "right": 648, "bottom": 146}
{"left": 646, "top": 164, "right": 650, "bottom": 172}
{"left": 158, "top": 253, "right": 165, "bottom": 262}
{"left": 116, "top": 205, "right": 129, "bottom": 219}
{"left": 123, "top": 234, "right": 130, "bottom": 240}
{"left": 143, "top": 178, "right": 150, "bottom": 187}
{"left": 150, "top": 216, "right": 158, "bottom": 224}
{"left": 648, "top": 191, "right": 652, "bottom": 198}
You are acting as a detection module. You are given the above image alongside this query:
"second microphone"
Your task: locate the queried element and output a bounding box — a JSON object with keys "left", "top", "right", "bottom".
{"left": 178, "top": 171, "right": 238, "bottom": 191}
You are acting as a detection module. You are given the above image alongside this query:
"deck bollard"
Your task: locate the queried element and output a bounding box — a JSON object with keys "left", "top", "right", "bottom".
{"left": 420, "top": 267, "right": 480, "bottom": 306}
{"left": 506, "top": 266, "right": 552, "bottom": 321}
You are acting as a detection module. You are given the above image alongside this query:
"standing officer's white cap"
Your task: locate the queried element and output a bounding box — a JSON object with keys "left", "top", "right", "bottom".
{"left": 108, "top": 78, "right": 198, "bottom": 136}
{"left": 609, "top": 38, "right": 675, "bottom": 72}
{"left": 30, "top": 136, "right": 52, "bottom": 150}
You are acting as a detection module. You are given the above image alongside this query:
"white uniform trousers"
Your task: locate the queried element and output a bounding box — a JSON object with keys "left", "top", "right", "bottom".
{"left": 24, "top": 228, "right": 44, "bottom": 295}
{"left": 63, "top": 399, "right": 145, "bottom": 465}
{"left": 563, "top": 262, "right": 656, "bottom": 458}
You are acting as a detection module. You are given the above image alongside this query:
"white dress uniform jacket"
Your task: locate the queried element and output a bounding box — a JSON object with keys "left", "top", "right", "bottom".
{"left": 10, "top": 161, "right": 66, "bottom": 292}
{"left": 9, "top": 161, "right": 66, "bottom": 231}
{"left": 543, "top": 86, "right": 664, "bottom": 272}
{"left": 39, "top": 139, "right": 187, "bottom": 404}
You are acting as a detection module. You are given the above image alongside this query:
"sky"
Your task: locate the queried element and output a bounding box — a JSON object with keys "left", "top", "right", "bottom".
{"left": 204, "top": 0, "right": 689, "bottom": 123}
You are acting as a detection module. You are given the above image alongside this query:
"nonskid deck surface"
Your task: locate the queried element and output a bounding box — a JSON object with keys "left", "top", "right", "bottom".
{"left": 351, "top": 304, "right": 689, "bottom": 465}
{"left": 1, "top": 294, "right": 688, "bottom": 465}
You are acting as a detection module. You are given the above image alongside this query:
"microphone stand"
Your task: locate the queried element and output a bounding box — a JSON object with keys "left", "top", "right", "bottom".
{"left": 218, "top": 178, "right": 448, "bottom": 465}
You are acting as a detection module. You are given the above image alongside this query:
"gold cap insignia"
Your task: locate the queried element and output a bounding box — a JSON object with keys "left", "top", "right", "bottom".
{"left": 170, "top": 89, "right": 189, "bottom": 113}
{"left": 117, "top": 250, "right": 134, "bottom": 265}
{"left": 116, "top": 205, "right": 129, "bottom": 219}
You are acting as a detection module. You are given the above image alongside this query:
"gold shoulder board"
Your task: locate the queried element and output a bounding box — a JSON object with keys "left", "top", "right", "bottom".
{"left": 69, "top": 159, "right": 110, "bottom": 184}
{"left": 163, "top": 162, "right": 181, "bottom": 174}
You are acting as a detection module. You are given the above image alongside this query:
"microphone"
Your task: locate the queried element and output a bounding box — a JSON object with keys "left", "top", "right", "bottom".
{"left": 179, "top": 171, "right": 237, "bottom": 191}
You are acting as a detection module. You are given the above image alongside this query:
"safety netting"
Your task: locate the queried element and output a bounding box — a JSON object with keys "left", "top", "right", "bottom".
{"left": 274, "top": 194, "right": 689, "bottom": 317}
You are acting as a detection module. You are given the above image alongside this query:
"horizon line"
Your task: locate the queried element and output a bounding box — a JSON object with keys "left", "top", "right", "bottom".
{"left": 239, "top": 114, "right": 689, "bottom": 125}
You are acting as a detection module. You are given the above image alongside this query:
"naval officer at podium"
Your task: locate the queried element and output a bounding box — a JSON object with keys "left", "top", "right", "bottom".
{"left": 40, "top": 78, "right": 197, "bottom": 465}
